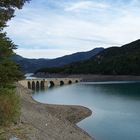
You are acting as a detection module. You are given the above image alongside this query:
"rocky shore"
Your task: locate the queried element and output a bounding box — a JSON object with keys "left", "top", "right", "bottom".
{"left": 0, "top": 84, "right": 93, "bottom": 140}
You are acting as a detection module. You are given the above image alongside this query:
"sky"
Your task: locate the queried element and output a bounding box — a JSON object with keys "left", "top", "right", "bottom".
{"left": 5, "top": 0, "right": 140, "bottom": 58}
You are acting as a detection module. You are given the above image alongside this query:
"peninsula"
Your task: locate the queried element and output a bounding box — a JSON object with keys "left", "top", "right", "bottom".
{"left": 0, "top": 83, "right": 93, "bottom": 140}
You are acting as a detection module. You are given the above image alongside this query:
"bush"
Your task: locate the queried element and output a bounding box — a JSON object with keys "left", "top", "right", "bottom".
{"left": 0, "top": 88, "right": 20, "bottom": 126}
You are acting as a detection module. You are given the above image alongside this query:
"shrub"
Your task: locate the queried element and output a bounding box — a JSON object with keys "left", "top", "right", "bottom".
{"left": 0, "top": 88, "right": 20, "bottom": 126}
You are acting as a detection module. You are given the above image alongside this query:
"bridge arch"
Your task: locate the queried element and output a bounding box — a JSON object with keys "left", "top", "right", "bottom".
{"left": 49, "top": 81, "right": 55, "bottom": 88}
{"left": 36, "top": 81, "right": 40, "bottom": 89}
{"left": 28, "top": 81, "right": 31, "bottom": 89}
{"left": 75, "top": 80, "right": 78, "bottom": 83}
{"left": 32, "top": 81, "right": 35, "bottom": 90}
{"left": 60, "top": 81, "right": 64, "bottom": 86}
{"left": 68, "top": 80, "right": 72, "bottom": 84}
{"left": 40, "top": 81, "right": 45, "bottom": 89}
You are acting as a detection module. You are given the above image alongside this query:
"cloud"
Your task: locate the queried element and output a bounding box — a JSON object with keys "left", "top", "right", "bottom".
{"left": 6, "top": 8, "right": 116, "bottom": 50}
{"left": 5, "top": 0, "right": 140, "bottom": 58}
{"left": 64, "top": 1, "right": 110, "bottom": 12}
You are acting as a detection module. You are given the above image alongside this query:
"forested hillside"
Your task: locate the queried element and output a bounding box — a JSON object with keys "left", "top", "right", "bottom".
{"left": 36, "top": 40, "right": 140, "bottom": 75}
{"left": 12, "top": 48, "right": 104, "bottom": 73}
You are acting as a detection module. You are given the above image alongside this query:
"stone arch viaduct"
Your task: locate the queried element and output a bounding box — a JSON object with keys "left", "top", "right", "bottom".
{"left": 19, "top": 78, "right": 81, "bottom": 90}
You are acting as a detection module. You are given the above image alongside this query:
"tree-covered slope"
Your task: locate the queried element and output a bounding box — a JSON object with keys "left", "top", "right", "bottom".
{"left": 36, "top": 40, "right": 140, "bottom": 75}
{"left": 12, "top": 47, "right": 104, "bottom": 73}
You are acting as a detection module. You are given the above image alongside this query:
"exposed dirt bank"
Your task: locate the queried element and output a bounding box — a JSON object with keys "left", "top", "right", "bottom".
{"left": 0, "top": 84, "right": 93, "bottom": 140}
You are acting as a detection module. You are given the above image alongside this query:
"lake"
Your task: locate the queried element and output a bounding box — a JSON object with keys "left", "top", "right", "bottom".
{"left": 32, "top": 81, "right": 140, "bottom": 140}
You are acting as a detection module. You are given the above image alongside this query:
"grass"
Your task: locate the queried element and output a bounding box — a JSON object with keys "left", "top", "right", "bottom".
{"left": 0, "top": 87, "right": 20, "bottom": 126}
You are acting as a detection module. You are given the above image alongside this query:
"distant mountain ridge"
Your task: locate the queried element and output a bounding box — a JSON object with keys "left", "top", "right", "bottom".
{"left": 12, "top": 47, "right": 104, "bottom": 73}
{"left": 36, "top": 39, "right": 140, "bottom": 75}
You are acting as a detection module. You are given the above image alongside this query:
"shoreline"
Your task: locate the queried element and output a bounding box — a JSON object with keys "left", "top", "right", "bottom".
{"left": 34, "top": 73, "right": 140, "bottom": 82}
{"left": 67, "top": 74, "right": 140, "bottom": 82}
{"left": 0, "top": 84, "right": 94, "bottom": 140}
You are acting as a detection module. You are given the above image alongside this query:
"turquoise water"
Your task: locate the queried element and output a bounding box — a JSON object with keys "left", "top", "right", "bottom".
{"left": 32, "top": 81, "right": 140, "bottom": 140}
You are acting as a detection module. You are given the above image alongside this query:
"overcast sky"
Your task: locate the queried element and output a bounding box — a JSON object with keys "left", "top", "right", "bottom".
{"left": 6, "top": 0, "right": 140, "bottom": 58}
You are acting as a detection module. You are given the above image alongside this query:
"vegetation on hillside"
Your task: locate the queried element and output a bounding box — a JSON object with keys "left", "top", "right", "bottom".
{"left": 12, "top": 48, "right": 104, "bottom": 73}
{"left": 0, "top": 0, "right": 30, "bottom": 126}
{"left": 36, "top": 40, "right": 140, "bottom": 75}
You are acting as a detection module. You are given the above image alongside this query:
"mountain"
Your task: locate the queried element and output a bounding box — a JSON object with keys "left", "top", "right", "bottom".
{"left": 12, "top": 47, "right": 104, "bottom": 73}
{"left": 36, "top": 40, "right": 140, "bottom": 75}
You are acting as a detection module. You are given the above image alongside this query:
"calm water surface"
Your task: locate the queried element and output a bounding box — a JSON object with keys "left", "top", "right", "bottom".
{"left": 32, "top": 81, "right": 140, "bottom": 140}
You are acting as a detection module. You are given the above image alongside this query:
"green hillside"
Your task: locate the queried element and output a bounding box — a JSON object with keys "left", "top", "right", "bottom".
{"left": 36, "top": 40, "right": 140, "bottom": 75}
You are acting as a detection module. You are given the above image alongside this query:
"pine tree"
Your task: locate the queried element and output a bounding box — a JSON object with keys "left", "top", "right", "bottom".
{"left": 0, "top": 0, "right": 30, "bottom": 87}
{"left": 0, "top": 0, "right": 30, "bottom": 126}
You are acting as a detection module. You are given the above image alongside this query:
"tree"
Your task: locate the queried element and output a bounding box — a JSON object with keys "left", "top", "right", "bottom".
{"left": 0, "top": 0, "right": 30, "bottom": 28}
{"left": 0, "top": 0, "right": 30, "bottom": 87}
{"left": 0, "top": 0, "right": 30, "bottom": 126}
